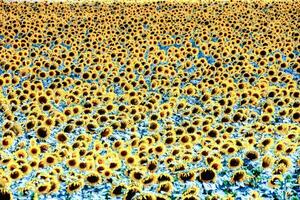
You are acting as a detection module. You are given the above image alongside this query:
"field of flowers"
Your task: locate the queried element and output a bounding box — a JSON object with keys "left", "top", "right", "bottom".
{"left": 0, "top": 0, "right": 299, "bottom": 199}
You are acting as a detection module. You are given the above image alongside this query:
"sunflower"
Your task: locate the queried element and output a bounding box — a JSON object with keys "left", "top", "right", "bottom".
{"left": 7, "top": 161, "right": 18, "bottom": 171}
{"left": 136, "top": 193, "right": 156, "bottom": 200}
{"left": 226, "top": 145, "right": 237, "bottom": 155}
{"left": 103, "top": 168, "right": 113, "bottom": 179}
{"left": 124, "top": 186, "right": 141, "bottom": 200}
{"left": 231, "top": 170, "right": 248, "bottom": 183}
{"left": 285, "top": 145, "right": 296, "bottom": 155}
{"left": 1, "top": 137, "right": 13, "bottom": 149}
{"left": 276, "top": 156, "right": 292, "bottom": 169}
{"left": 155, "top": 194, "right": 169, "bottom": 200}
{"left": 178, "top": 171, "right": 196, "bottom": 182}
{"left": 111, "top": 184, "right": 127, "bottom": 197}
{"left": 147, "top": 160, "right": 158, "bottom": 172}
{"left": 157, "top": 181, "right": 173, "bottom": 194}
{"left": 20, "top": 164, "right": 32, "bottom": 175}
{"left": 37, "top": 183, "right": 50, "bottom": 194}
{"left": 154, "top": 143, "right": 166, "bottom": 156}
{"left": 108, "top": 160, "right": 121, "bottom": 170}
{"left": 9, "top": 169, "right": 22, "bottom": 180}
{"left": 85, "top": 173, "right": 101, "bottom": 185}
{"left": 0, "top": 176, "right": 11, "bottom": 188}
{"left": 56, "top": 132, "right": 68, "bottom": 143}
{"left": 268, "top": 175, "right": 283, "bottom": 189}
{"left": 275, "top": 142, "right": 286, "bottom": 154}
{"left": 0, "top": 188, "right": 12, "bottom": 200}
{"left": 142, "top": 174, "right": 157, "bottom": 186}
{"left": 66, "top": 158, "right": 78, "bottom": 168}
{"left": 249, "top": 191, "right": 261, "bottom": 199}
{"left": 48, "top": 180, "right": 60, "bottom": 194}
{"left": 228, "top": 157, "right": 243, "bottom": 169}
{"left": 210, "top": 161, "right": 222, "bottom": 172}
{"left": 245, "top": 150, "right": 259, "bottom": 161}
{"left": 44, "top": 154, "right": 57, "bottom": 166}
{"left": 272, "top": 164, "right": 288, "bottom": 175}
{"left": 259, "top": 137, "right": 274, "bottom": 150}
{"left": 78, "top": 161, "right": 89, "bottom": 171}
{"left": 36, "top": 126, "right": 50, "bottom": 140}
{"left": 182, "top": 194, "right": 200, "bottom": 200}
{"left": 119, "top": 148, "right": 130, "bottom": 158}
{"left": 112, "top": 140, "right": 123, "bottom": 150}
{"left": 182, "top": 186, "right": 199, "bottom": 196}
{"left": 198, "top": 168, "right": 217, "bottom": 183}
{"left": 157, "top": 173, "right": 173, "bottom": 183}
{"left": 125, "top": 155, "right": 137, "bottom": 166}
{"left": 66, "top": 180, "right": 84, "bottom": 193}
{"left": 148, "top": 121, "right": 159, "bottom": 131}
{"left": 129, "top": 170, "right": 144, "bottom": 182}
{"left": 101, "top": 127, "right": 113, "bottom": 138}
{"left": 260, "top": 114, "right": 271, "bottom": 123}
{"left": 261, "top": 155, "right": 274, "bottom": 169}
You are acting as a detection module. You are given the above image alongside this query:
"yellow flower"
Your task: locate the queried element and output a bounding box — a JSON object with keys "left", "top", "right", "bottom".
{"left": 262, "top": 155, "right": 274, "bottom": 169}
{"left": 157, "top": 181, "right": 173, "bottom": 194}
{"left": 228, "top": 157, "right": 243, "bottom": 169}
{"left": 198, "top": 168, "right": 217, "bottom": 183}
{"left": 231, "top": 170, "right": 248, "bottom": 183}
{"left": 0, "top": 189, "right": 12, "bottom": 200}
{"left": 66, "top": 179, "right": 84, "bottom": 194}
{"left": 268, "top": 175, "right": 283, "bottom": 189}
{"left": 85, "top": 173, "right": 101, "bottom": 185}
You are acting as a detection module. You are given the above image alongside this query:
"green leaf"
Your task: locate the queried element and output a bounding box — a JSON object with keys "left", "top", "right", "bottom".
{"left": 285, "top": 174, "right": 292, "bottom": 181}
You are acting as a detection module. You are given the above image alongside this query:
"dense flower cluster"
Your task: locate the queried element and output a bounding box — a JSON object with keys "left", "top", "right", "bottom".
{"left": 0, "top": 0, "right": 299, "bottom": 199}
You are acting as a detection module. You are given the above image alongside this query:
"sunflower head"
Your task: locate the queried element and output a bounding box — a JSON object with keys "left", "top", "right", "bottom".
{"left": 262, "top": 155, "right": 274, "bottom": 168}
{"left": 228, "top": 157, "right": 243, "bottom": 169}
{"left": 157, "top": 181, "right": 173, "bottom": 194}
{"left": 111, "top": 184, "right": 127, "bottom": 197}
{"left": 66, "top": 179, "right": 84, "bottom": 193}
{"left": 85, "top": 173, "right": 101, "bottom": 185}
{"left": 276, "top": 156, "right": 292, "bottom": 169}
{"left": 268, "top": 175, "right": 283, "bottom": 188}
{"left": 178, "top": 171, "right": 196, "bottom": 182}
{"left": 231, "top": 170, "right": 248, "bottom": 183}
{"left": 37, "top": 183, "right": 50, "bottom": 194}
{"left": 183, "top": 186, "right": 199, "bottom": 196}
{"left": 0, "top": 189, "right": 12, "bottom": 200}
{"left": 245, "top": 150, "right": 259, "bottom": 161}
{"left": 198, "top": 168, "right": 217, "bottom": 183}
